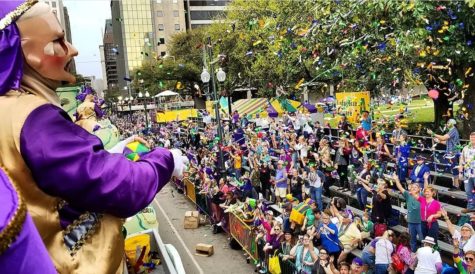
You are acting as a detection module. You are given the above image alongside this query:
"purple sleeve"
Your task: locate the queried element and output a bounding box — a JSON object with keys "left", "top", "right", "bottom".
{"left": 20, "top": 104, "right": 174, "bottom": 218}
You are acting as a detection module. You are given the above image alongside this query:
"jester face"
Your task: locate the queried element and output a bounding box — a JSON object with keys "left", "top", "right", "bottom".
{"left": 16, "top": 3, "right": 78, "bottom": 83}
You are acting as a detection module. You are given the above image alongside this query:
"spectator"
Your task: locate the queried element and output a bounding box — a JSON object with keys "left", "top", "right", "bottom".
{"left": 396, "top": 232, "right": 416, "bottom": 274}
{"left": 330, "top": 206, "right": 361, "bottom": 264}
{"left": 393, "top": 173, "right": 426, "bottom": 252}
{"left": 274, "top": 160, "right": 288, "bottom": 203}
{"left": 355, "top": 162, "right": 373, "bottom": 209}
{"left": 290, "top": 233, "right": 319, "bottom": 273}
{"left": 453, "top": 238, "right": 475, "bottom": 274}
{"left": 414, "top": 236, "right": 443, "bottom": 274}
{"left": 334, "top": 137, "right": 351, "bottom": 189}
{"left": 427, "top": 119, "right": 460, "bottom": 191}
{"left": 395, "top": 133, "right": 411, "bottom": 182}
{"left": 419, "top": 186, "right": 442, "bottom": 242}
{"left": 359, "top": 177, "right": 392, "bottom": 224}
{"left": 351, "top": 257, "right": 365, "bottom": 274}
{"left": 362, "top": 237, "right": 380, "bottom": 273}
{"left": 289, "top": 168, "right": 304, "bottom": 202}
{"left": 308, "top": 165, "right": 325, "bottom": 210}
{"left": 374, "top": 230, "right": 395, "bottom": 274}
{"left": 312, "top": 248, "right": 338, "bottom": 274}
{"left": 391, "top": 120, "right": 407, "bottom": 145}
{"left": 338, "top": 114, "right": 352, "bottom": 132}
{"left": 459, "top": 131, "right": 475, "bottom": 209}
{"left": 317, "top": 210, "right": 341, "bottom": 261}
{"left": 409, "top": 156, "right": 431, "bottom": 189}
{"left": 370, "top": 132, "right": 393, "bottom": 177}
{"left": 361, "top": 110, "right": 372, "bottom": 131}
{"left": 442, "top": 208, "right": 475, "bottom": 257}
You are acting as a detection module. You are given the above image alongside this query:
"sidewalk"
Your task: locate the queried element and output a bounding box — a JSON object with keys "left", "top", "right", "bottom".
{"left": 152, "top": 185, "right": 255, "bottom": 274}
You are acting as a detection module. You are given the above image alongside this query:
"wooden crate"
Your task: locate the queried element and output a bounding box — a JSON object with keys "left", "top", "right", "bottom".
{"left": 195, "top": 243, "right": 214, "bottom": 257}
{"left": 184, "top": 211, "right": 199, "bottom": 229}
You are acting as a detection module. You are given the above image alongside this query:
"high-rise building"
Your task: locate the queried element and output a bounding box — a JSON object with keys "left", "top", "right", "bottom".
{"left": 184, "top": 0, "right": 232, "bottom": 29}
{"left": 62, "top": 6, "right": 76, "bottom": 74}
{"left": 111, "top": 0, "right": 155, "bottom": 93}
{"left": 102, "top": 19, "right": 119, "bottom": 90}
{"left": 153, "top": 0, "right": 186, "bottom": 57}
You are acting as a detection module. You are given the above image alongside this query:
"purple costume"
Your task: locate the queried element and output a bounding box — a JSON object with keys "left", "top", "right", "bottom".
{"left": 0, "top": 168, "right": 56, "bottom": 274}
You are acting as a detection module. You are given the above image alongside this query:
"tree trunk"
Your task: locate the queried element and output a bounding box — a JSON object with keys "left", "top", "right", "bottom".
{"left": 432, "top": 91, "right": 450, "bottom": 129}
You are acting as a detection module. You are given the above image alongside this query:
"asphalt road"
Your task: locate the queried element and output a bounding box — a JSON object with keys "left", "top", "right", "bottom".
{"left": 152, "top": 185, "right": 256, "bottom": 274}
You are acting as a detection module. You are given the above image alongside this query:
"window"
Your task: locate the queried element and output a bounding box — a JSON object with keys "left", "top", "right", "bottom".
{"left": 158, "top": 38, "right": 165, "bottom": 45}
{"left": 173, "top": 10, "right": 179, "bottom": 17}
{"left": 51, "top": 1, "right": 56, "bottom": 8}
{"left": 190, "top": 10, "right": 223, "bottom": 20}
{"left": 158, "top": 24, "right": 164, "bottom": 31}
{"left": 175, "top": 24, "right": 180, "bottom": 31}
{"left": 160, "top": 51, "right": 166, "bottom": 57}
{"left": 156, "top": 11, "right": 163, "bottom": 17}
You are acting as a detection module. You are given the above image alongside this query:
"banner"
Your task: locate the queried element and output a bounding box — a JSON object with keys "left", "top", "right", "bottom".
{"left": 335, "top": 91, "right": 370, "bottom": 124}
{"left": 229, "top": 213, "right": 258, "bottom": 261}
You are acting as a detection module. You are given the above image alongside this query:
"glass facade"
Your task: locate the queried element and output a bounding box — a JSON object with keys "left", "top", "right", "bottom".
{"left": 121, "top": 0, "right": 154, "bottom": 71}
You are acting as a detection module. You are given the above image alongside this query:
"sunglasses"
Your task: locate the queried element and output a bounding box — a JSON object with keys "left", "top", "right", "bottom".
{"left": 465, "top": 257, "right": 474, "bottom": 262}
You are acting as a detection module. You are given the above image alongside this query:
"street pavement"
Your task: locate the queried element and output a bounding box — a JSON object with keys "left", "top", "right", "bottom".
{"left": 152, "top": 184, "right": 256, "bottom": 274}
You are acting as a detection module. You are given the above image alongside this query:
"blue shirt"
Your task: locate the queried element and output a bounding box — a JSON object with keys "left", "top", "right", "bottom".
{"left": 275, "top": 168, "right": 287, "bottom": 188}
{"left": 319, "top": 222, "right": 340, "bottom": 253}
{"left": 361, "top": 117, "right": 372, "bottom": 131}
{"left": 446, "top": 127, "right": 460, "bottom": 153}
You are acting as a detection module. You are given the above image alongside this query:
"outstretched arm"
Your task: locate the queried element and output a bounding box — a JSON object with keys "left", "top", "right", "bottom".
{"left": 21, "top": 104, "right": 175, "bottom": 218}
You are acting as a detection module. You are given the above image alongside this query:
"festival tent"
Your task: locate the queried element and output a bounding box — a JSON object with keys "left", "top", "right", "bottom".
{"left": 232, "top": 98, "right": 268, "bottom": 118}
{"left": 298, "top": 103, "right": 318, "bottom": 113}
{"left": 155, "top": 90, "right": 179, "bottom": 97}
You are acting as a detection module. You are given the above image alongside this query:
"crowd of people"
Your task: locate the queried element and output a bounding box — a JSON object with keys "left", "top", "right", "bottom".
{"left": 113, "top": 109, "right": 475, "bottom": 274}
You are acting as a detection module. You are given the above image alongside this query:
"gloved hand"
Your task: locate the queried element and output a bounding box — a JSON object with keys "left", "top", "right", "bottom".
{"left": 170, "top": 149, "right": 189, "bottom": 179}
{"left": 107, "top": 136, "right": 150, "bottom": 154}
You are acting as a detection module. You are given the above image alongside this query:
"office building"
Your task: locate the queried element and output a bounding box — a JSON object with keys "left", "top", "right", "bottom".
{"left": 184, "top": 0, "right": 232, "bottom": 29}
{"left": 111, "top": 0, "right": 155, "bottom": 93}
{"left": 102, "top": 19, "right": 119, "bottom": 90}
{"left": 153, "top": 0, "right": 186, "bottom": 57}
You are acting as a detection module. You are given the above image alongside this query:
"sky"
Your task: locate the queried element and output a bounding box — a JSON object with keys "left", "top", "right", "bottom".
{"left": 64, "top": 0, "right": 111, "bottom": 79}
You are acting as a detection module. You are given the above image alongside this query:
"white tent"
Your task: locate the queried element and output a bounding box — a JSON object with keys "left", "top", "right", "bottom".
{"left": 155, "top": 90, "right": 179, "bottom": 97}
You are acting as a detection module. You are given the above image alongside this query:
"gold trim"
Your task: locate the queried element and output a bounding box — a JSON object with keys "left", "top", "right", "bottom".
{"left": 0, "top": 166, "right": 27, "bottom": 255}
{"left": 0, "top": 0, "right": 38, "bottom": 31}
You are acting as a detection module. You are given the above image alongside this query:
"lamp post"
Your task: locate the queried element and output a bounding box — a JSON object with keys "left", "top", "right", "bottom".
{"left": 216, "top": 67, "right": 231, "bottom": 117}
{"left": 201, "top": 37, "right": 226, "bottom": 179}
{"left": 138, "top": 90, "right": 150, "bottom": 129}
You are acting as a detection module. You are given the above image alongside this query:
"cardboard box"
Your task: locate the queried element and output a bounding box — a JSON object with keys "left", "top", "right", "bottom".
{"left": 184, "top": 211, "right": 199, "bottom": 229}
{"left": 195, "top": 243, "right": 214, "bottom": 257}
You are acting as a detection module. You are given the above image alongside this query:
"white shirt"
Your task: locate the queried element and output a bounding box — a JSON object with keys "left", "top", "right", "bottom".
{"left": 375, "top": 238, "right": 394, "bottom": 264}
{"left": 415, "top": 246, "right": 442, "bottom": 274}
{"left": 462, "top": 145, "right": 475, "bottom": 178}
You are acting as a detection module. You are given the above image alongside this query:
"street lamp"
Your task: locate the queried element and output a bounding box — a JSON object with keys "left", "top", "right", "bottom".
{"left": 201, "top": 36, "right": 226, "bottom": 179}
{"left": 216, "top": 67, "right": 232, "bottom": 115}
{"left": 138, "top": 90, "right": 150, "bottom": 129}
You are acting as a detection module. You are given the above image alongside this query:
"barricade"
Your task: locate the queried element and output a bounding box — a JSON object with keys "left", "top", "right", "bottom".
{"left": 228, "top": 213, "right": 259, "bottom": 261}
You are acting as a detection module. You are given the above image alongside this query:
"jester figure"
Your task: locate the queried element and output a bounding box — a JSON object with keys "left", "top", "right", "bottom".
{"left": 0, "top": 1, "right": 186, "bottom": 273}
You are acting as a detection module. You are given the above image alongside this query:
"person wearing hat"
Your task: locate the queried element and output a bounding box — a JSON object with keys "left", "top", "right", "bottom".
{"left": 409, "top": 155, "right": 431, "bottom": 189}
{"left": 351, "top": 257, "right": 365, "bottom": 274}
{"left": 330, "top": 204, "right": 362, "bottom": 264}
{"left": 414, "top": 236, "right": 443, "bottom": 273}
{"left": 0, "top": 3, "right": 186, "bottom": 272}
{"left": 459, "top": 131, "right": 475, "bottom": 210}
{"left": 0, "top": 167, "right": 56, "bottom": 273}
{"left": 427, "top": 118, "right": 461, "bottom": 191}
{"left": 441, "top": 208, "right": 475, "bottom": 257}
